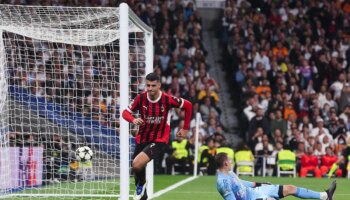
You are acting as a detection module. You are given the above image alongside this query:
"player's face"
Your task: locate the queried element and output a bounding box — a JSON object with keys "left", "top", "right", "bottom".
{"left": 224, "top": 157, "right": 232, "bottom": 170}
{"left": 146, "top": 80, "right": 161, "bottom": 97}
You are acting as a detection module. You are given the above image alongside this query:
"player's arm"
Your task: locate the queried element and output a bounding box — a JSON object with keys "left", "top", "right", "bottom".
{"left": 328, "top": 155, "right": 344, "bottom": 177}
{"left": 170, "top": 96, "right": 192, "bottom": 138}
{"left": 122, "top": 94, "right": 144, "bottom": 126}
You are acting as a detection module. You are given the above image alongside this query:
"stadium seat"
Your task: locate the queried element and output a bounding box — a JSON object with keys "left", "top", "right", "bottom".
{"left": 277, "top": 159, "right": 296, "bottom": 178}
{"left": 236, "top": 161, "right": 255, "bottom": 177}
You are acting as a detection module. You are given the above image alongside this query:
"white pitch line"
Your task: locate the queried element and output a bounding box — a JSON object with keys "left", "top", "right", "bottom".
{"left": 150, "top": 176, "right": 199, "bottom": 199}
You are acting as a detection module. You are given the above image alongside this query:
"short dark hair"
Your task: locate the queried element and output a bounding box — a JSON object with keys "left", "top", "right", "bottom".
{"left": 146, "top": 72, "right": 160, "bottom": 82}
{"left": 215, "top": 152, "right": 228, "bottom": 169}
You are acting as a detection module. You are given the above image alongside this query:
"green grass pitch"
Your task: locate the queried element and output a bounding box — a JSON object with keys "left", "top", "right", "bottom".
{"left": 10, "top": 175, "right": 350, "bottom": 199}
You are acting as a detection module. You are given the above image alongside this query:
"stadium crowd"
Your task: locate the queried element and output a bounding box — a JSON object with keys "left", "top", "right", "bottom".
{"left": 219, "top": 0, "right": 350, "bottom": 177}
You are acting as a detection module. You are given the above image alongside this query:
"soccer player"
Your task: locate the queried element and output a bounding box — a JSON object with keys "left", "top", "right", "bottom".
{"left": 122, "top": 72, "right": 192, "bottom": 200}
{"left": 328, "top": 136, "right": 350, "bottom": 178}
{"left": 216, "top": 152, "right": 336, "bottom": 200}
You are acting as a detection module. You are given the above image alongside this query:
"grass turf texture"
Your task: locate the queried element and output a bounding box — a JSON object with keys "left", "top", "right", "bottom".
{"left": 8, "top": 175, "right": 350, "bottom": 199}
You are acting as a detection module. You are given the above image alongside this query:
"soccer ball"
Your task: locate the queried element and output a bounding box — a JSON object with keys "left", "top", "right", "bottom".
{"left": 75, "top": 146, "right": 93, "bottom": 162}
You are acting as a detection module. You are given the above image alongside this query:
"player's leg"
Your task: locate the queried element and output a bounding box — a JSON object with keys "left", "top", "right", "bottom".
{"left": 282, "top": 180, "right": 336, "bottom": 200}
{"left": 133, "top": 144, "right": 150, "bottom": 184}
{"left": 299, "top": 166, "right": 308, "bottom": 177}
{"left": 320, "top": 165, "right": 328, "bottom": 176}
{"left": 133, "top": 152, "right": 151, "bottom": 184}
{"left": 253, "top": 181, "right": 336, "bottom": 200}
{"left": 314, "top": 167, "right": 322, "bottom": 178}
{"left": 133, "top": 142, "right": 167, "bottom": 200}
{"left": 132, "top": 144, "right": 151, "bottom": 200}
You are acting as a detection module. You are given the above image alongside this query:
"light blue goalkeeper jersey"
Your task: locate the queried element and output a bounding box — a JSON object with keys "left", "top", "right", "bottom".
{"left": 216, "top": 171, "right": 258, "bottom": 200}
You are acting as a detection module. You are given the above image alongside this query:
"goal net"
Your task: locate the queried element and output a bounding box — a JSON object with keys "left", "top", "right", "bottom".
{"left": 0, "top": 4, "right": 153, "bottom": 199}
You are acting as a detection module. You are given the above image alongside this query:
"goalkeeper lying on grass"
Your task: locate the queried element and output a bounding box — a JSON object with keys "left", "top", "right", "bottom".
{"left": 215, "top": 152, "right": 336, "bottom": 200}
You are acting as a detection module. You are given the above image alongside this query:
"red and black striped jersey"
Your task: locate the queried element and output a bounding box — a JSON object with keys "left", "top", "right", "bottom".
{"left": 125, "top": 91, "right": 190, "bottom": 144}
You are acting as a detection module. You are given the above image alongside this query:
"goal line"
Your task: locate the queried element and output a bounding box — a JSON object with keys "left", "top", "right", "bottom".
{"left": 150, "top": 176, "right": 199, "bottom": 199}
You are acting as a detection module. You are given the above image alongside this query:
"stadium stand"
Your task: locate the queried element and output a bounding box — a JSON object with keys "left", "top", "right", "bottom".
{"left": 221, "top": 0, "right": 350, "bottom": 177}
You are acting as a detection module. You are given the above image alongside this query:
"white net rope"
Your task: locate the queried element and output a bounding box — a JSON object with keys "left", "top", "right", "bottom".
{"left": 0, "top": 5, "right": 145, "bottom": 46}
{"left": 0, "top": 4, "right": 149, "bottom": 199}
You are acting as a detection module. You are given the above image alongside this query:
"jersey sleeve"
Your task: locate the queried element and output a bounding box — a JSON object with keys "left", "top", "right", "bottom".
{"left": 169, "top": 95, "right": 184, "bottom": 108}
{"left": 127, "top": 94, "right": 141, "bottom": 113}
{"left": 218, "top": 179, "right": 236, "bottom": 200}
{"left": 169, "top": 95, "right": 192, "bottom": 130}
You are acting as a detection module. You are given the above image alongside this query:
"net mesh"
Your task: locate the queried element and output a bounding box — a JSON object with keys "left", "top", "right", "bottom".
{"left": 0, "top": 5, "right": 144, "bottom": 46}
{"left": 0, "top": 4, "right": 149, "bottom": 199}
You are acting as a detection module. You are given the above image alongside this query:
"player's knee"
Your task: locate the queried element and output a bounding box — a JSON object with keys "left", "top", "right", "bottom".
{"left": 283, "top": 185, "right": 297, "bottom": 196}
{"left": 132, "top": 160, "right": 142, "bottom": 172}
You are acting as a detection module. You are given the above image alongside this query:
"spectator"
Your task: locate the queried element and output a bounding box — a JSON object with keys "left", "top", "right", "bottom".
{"left": 314, "top": 142, "right": 324, "bottom": 156}
{"left": 199, "top": 137, "right": 217, "bottom": 175}
{"left": 283, "top": 101, "right": 297, "bottom": 121}
{"left": 276, "top": 146, "right": 296, "bottom": 176}
{"left": 256, "top": 138, "right": 273, "bottom": 176}
{"left": 272, "top": 128, "right": 284, "bottom": 145}
{"left": 197, "top": 82, "right": 219, "bottom": 105}
{"left": 243, "top": 96, "right": 258, "bottom": 121}
{"left": 300, "top": 147, "right": 322, "bottom": 178}
{"left": 199, "top": 96, "right": 219, "bottom": 122}
{"left": 166, "top": 135, "right": 193, "bottom": 175}
{"left": 298, "top": 116, "right": 313, "bottom": 132}
{"left": 254, "top": 134, "right": 273, "bottom": 155}
{"left": 270, "top": 110, "right": 287, "bottom": 136}
{"left": 216, "top": 141, "right": 235, "bottom": 170}
{"left": 248, "top": 105, "right": 270, "bottom": 143}
{"left": 320, "top": 147, "right": 342, "bottom": 177}
{"left": 330, "top": 73, "right": 346, "bottom": 102}
{"left": 235, "top": 142, "right": 255, "bottom": 175}
{"left": 289, "top": 125, "right": 305, "bottom": 151}
{"left": 310, "top": 118, "right": 331, "bottom": 139}
{"left": 305, "top": 136, "right": 316, "bottom": 151}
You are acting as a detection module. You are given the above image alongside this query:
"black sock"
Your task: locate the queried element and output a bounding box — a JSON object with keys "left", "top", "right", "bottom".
{"left": 135, "top": 168, "right": 146, "bottom": 186}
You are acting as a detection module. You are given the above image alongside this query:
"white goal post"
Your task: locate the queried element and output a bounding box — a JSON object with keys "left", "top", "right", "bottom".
{"left": 0, "top": 3, "right": 153, "bottom": 200}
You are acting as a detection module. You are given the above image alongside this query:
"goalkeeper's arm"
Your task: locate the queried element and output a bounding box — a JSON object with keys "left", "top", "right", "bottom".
{"left": 328, "top": 155, "right": 344, "bottom": 177}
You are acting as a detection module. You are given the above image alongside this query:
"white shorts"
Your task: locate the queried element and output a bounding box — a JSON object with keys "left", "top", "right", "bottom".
{"left": 250, "top": 185, "right": 281, "bottom": 200}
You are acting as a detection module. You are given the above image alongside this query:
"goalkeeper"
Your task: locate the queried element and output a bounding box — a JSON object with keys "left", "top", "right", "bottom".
{"left": 216, "top": 152, "right": 336, "bottom": 200}
{"left": 328, "top": 136, "right": 350, "bottom": 178}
